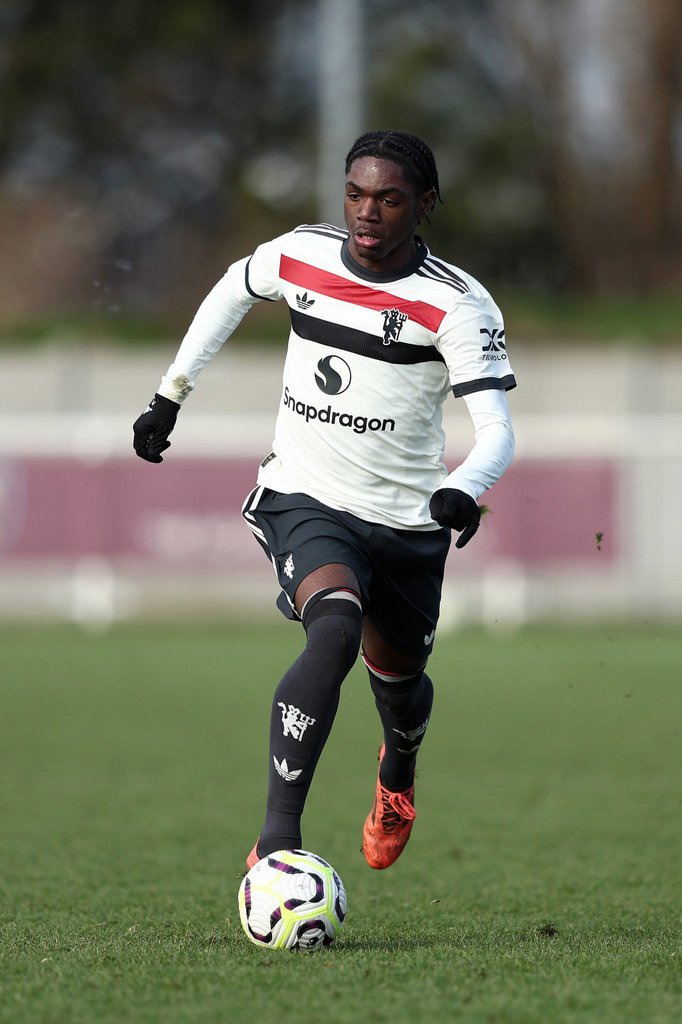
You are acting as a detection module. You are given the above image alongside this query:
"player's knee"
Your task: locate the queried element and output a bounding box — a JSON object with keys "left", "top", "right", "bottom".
{"left": 302, "top": 587, "right": 363, "bottom": 671}
{"left": 362, "top": 652, "right": 427, "bottom": 708}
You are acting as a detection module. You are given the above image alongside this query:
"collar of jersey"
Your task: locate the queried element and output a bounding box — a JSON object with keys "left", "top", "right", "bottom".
{"left": 340, "top": 236, "right": 428, "bottom": 283}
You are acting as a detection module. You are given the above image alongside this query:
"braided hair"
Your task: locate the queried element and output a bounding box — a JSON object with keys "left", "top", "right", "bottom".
{"left": 345, "top": 130, "right": 442, "bottom": 215}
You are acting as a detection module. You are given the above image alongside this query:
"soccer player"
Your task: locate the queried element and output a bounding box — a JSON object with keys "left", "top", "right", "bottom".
{"left": 133, "top": 130, "right": 516, "bottom": 870}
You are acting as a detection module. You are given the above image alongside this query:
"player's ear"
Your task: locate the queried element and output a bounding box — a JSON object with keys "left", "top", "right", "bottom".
{"left": 417, "top": 188, "right": 437, "bottom": 224}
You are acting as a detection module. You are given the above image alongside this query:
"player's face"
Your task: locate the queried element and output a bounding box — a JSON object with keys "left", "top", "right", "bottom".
{"left": 344, "top": 157, "right": 435, "bottom": 273}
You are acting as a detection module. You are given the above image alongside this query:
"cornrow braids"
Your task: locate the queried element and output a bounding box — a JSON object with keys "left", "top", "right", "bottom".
{"left": 345, "top": 130, "right": 442, "bottom": 214}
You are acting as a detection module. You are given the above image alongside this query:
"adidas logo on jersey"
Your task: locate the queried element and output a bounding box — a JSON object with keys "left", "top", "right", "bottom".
{"left": 296, "top": 292, "right": 315, "bottom": 310}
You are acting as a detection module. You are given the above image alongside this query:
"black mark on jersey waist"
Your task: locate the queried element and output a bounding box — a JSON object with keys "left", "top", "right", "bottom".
{"left": 288, "top": 308, "right": 445, "bottom": 366}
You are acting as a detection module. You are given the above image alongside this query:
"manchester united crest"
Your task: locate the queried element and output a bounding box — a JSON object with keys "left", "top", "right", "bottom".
{"left": 380, "top": 308, "right": 408, "bottom": 346}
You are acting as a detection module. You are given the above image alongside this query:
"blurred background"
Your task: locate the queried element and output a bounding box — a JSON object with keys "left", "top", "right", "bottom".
{"left": 0, "top": 0, "right": 681, "bottom": 628}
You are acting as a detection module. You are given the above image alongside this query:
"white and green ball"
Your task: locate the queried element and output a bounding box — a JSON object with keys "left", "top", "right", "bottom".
{"left": 238, "top": 849, "right": 347, "bottom": 950}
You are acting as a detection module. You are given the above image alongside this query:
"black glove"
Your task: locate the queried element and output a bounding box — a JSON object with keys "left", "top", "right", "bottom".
{"left": 133, "top": 394, "right": 180, "bottom": 463}
{"left": 429, "top": 488, "right": 481, "bottom": 549}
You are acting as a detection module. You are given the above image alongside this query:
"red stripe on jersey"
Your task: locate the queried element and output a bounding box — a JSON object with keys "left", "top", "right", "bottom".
{"left": 279, "top": 255, "right": 446, "bottom": 333}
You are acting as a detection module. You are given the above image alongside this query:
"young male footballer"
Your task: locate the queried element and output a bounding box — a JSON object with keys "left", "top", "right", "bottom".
{"left": 133, "top": 130, "right": 516, "bottom": 870}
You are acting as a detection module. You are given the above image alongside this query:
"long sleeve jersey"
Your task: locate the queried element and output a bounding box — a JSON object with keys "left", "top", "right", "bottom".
{"left": 158, "top": 223, "right": 516, "bottom": 530}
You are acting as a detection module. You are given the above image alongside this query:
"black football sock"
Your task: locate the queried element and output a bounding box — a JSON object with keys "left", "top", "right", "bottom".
{"left": 258, "top": 591, "right": 362, "bottom": 858}
{"left": 366, "top": 663, "right": 434, "bottom": 792}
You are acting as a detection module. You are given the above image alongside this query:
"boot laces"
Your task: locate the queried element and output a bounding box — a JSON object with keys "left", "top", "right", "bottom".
{"left": 377, "top": 786, "right": 416, "bottom": 832}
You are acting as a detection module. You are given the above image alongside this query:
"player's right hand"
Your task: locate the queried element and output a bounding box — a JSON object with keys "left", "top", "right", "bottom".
{"left": 133, "top": 394, "right": 180, "bottom": 463}
{"left": 429, "top": 488, "right": 481, "bottom": 549}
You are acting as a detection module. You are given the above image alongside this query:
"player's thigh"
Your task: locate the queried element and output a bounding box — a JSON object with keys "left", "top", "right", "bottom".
{"left": 242, "top": 486, "right": 371, "bottom": 619}
{"left": 294, "top": 563, "right": 361, "bottom": 615}
{"left": 365, "top": 523, "right": 451, "bottom": 662}
{"left": 362, "top": 616, "right": 427, "bottom": 675}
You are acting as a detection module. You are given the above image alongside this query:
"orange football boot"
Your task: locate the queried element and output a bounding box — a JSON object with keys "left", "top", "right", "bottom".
{"left": 246, "top": 841, "right": 260, "bottom": 871}
{"left": 362, "top": 744, "right": 417, "bottom": 869}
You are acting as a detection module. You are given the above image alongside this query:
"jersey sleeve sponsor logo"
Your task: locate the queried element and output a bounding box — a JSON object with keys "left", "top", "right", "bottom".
{"left": 480, "top": 327, "right": 507, "bottom": 360}
{"left": 450, "top": 326, "right": 516, "bottom": 394}
{"left": 280, "top": 255, "right": 446, "bottom": 332}
{"left": 296, "top": 291, "right": 315, "bottom": 310}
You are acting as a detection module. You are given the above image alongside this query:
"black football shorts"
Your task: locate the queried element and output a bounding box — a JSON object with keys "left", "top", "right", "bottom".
{"left": 241, "top": 485, "right": 451, "bottom": 658}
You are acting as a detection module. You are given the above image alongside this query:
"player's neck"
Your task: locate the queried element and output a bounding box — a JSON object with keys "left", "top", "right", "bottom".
{"left": 341, "top": 236, "right": 426, "bottom": 283}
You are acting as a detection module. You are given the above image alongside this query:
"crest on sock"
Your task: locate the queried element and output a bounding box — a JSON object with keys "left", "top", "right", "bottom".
{"left": 278, "top": 702, "right": 316, "bottom": 741}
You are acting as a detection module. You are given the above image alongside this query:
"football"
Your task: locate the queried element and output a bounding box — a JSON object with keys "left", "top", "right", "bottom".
{"left": 238, "top": 849, "right": 347, "bottom": 950}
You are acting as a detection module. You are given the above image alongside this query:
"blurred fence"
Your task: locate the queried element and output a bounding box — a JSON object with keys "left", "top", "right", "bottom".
{"left": 0, "top": 346, "right": 681, "bottom": 627}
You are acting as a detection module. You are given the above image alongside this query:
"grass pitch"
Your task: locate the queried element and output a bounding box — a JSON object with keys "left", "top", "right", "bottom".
{"left": 1, "top": 623, "right": 680, "bottom": 1024}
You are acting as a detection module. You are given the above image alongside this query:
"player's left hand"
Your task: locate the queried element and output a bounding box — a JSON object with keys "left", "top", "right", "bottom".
{"left": 429, "top": 488, "right": 481, "bottom": 549}
{"left": 133, "top": 394, "right": 180, "bottom": 463}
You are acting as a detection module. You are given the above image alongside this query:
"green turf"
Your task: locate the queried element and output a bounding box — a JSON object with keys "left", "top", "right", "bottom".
{"left": 1, "top": 623, "right": 680, "bottom": 1024}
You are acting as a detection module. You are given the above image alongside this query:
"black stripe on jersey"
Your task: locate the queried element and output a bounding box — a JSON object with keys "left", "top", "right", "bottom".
{"left": 417, "top": 260, "right": 471, "bottom": 292}
{"left": 289, "top": 308, "right": 446, "bottom": 365}
{"left": 245, "top": 257, "right": 275, "bottom": 301}
{"left": 423, "top": 257, "right": 470, "bottom": 293}
{"left": 416, "top": 266, "right": 468, "bottom": 296}
{"left": 452, "top": 374, "right": 517, "bottom": 398}
{"left": 294, "top": 224, "right": 348, "bottom": 241}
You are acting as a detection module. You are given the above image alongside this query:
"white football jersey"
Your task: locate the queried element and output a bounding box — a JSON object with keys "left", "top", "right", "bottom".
{"left": 160, "top": 224, "right": 516, "bottom": 530}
